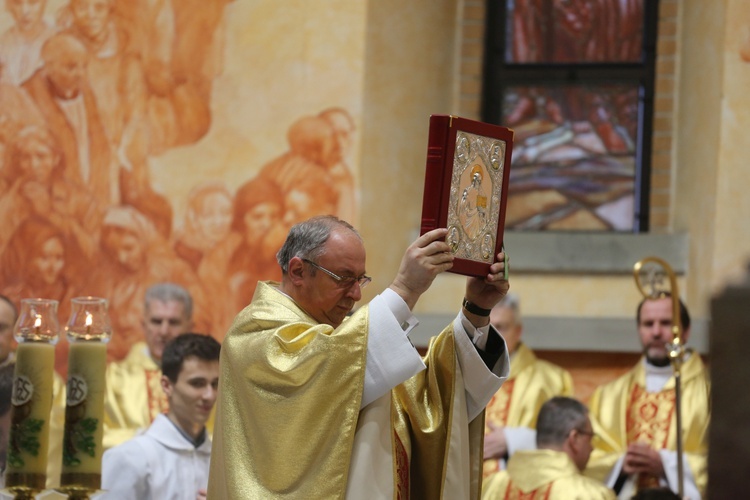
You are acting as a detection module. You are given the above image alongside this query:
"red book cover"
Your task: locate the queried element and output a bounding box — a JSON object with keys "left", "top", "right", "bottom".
{"left": 420, "top": 115, "right": 514, "bottom": 277}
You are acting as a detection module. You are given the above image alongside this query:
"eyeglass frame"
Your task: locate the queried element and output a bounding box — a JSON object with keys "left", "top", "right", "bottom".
{"left": 302, "top": 258, "right": 372, "bottom": 289}
{"left": 573, "top": 428, "right": 597, "bottom": 439}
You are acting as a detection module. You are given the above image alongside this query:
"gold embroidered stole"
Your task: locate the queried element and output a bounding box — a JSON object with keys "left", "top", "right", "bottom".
{"left": 503, "top": 481, "right": 553, "bottom": 500}
{"left": 626, "top": 382, "right": 676, "bottom": 489}
{"left": 486, "top": 379, "right": 515, "bottom": 428}
{"left": 391, "top": 325, "right": 484, "bottom": 499}
{"left": 145, "top": 368, "right": 169, "bottom": 421}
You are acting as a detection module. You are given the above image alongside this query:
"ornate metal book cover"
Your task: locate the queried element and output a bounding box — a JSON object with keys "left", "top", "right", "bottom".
{"left": 420, "top": 115, "right": 514, "bottom": 277}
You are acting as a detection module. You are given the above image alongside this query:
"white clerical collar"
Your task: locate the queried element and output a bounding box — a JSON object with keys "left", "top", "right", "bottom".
{"left": 642, "top": 351, "right": 692, "bottom": 392}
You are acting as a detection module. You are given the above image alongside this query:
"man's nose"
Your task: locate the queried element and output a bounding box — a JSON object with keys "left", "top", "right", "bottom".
{"left": 347, "top": 283, "right": 362, "bottom": 301}
{"left": 203, "top": 385, "right": 217, "bottom": 402}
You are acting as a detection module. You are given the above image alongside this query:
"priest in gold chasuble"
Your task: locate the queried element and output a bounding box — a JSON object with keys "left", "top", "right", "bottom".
{"left": 208, "top": 216, "right": 511, "bottom": 499}
{"left": 482, "top": 294, "right": 574, "bottom": 477}
{"left": 585, "top": 297, "right": 709, "bottom": 499}
{"left": 482, "top": 397, "right": 615, "bottom": 500}
{"left": 103, "top": 283, "right": 196, "bottom": 450}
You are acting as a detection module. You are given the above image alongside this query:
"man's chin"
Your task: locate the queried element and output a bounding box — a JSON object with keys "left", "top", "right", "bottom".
{"left": 645, "top": 352, "right": 671, "bottom": 367}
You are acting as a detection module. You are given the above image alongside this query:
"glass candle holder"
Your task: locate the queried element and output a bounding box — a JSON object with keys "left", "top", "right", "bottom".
{"left": 5, "top": 298, "right": 60, "bottom": 498}
{"left": 59, "top": 297, "right": 112, "bottom": 498}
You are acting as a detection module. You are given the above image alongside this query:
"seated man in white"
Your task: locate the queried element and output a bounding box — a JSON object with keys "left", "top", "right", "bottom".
{"left": 101, "top": 333, "right": 220, "bottom": 500}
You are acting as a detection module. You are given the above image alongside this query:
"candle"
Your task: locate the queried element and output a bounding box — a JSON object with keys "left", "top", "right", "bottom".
{"left": 60, "top": 297, "right": 111, "bottom": 494}
{"left": 5, "top": 299, "right": 60, "bottom": 495}
{"left": 61, "top": 342, "right": 107, "bottom": 486}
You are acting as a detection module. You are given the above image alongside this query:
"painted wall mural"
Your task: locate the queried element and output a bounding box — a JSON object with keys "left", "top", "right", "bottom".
{"left": 0, "top": 0, "right": 361, "bottom": 372}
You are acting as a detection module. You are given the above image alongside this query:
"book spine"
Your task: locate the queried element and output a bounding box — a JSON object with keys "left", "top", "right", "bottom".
{"left": 420, "top": 115, "right": 451, "bottom": 235}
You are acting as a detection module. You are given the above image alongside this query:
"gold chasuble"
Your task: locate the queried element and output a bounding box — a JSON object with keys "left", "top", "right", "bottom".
{"left": 482, "top": 450, "right": 615, "bottom": 500}
{"left": 208, "top": 281, "right": 486, "bottom": 499}
{"left": 483, "top": 343, "right": 573, "bottom": 476}
{"left": 103, "top": 342, "right": 170, "bottom": 449}
{"left": 586, "top": 353, "right": 709, "bottom": 496}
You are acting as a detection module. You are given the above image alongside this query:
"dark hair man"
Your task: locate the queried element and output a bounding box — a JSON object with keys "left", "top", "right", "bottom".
{"left": 102, "top": 333, "right": 220, "bottom": 499}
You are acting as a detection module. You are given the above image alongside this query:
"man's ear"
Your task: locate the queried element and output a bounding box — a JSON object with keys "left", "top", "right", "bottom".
{"left": 161, "top": 375, "right": 173, "bottom": 399}
{"left": 287, "top": 257, "right": 306, "bottom": 285}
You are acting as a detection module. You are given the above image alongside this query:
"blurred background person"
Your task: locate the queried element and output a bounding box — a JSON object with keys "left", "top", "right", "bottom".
{"left": 0, "top": 296, "right": 16, "bottom": 368}
{"left": 483, "top": 396, "right": 615, "bottom": 499}
{"left": 103, "top": 282, "right": 196, "bottom": 450}
{"left": 483, "top": 294, "right": 574, "bottom": 476}
{"left": 586, "top": 296, "right": 708, "bottom": 499}
{"left": 102, "top": 333, "right": 220, "bottom": 500}
{"left": 0, "top": 362, "right": 14, "bottom": 487}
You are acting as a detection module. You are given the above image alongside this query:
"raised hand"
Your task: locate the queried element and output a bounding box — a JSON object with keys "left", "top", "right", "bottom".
{"left": 465, "top": 250, "right": 510, "bottom": 312}
{"left": 390, "top": 228, "right": 454, "bottom": 310}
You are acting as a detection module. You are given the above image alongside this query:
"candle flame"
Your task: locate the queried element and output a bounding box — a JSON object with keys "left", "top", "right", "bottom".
{"left": 85, "top": 313, "right": 93, "bottom": 327}
{"left": 34, "top": 315, "right": 42, "bottom": 328}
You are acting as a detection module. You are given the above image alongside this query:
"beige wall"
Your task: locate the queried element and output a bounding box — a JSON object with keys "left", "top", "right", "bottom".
{"left": 358, "top": 0, "right": 461, "bottom": 300}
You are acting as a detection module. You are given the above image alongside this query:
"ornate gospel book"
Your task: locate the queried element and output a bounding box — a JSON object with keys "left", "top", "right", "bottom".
{"left": 420, "top": 115, "right": 514, "bottom": 277}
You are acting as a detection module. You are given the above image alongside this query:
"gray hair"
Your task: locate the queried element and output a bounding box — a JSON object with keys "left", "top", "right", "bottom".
{"left": 144, "top": 283, "right": 193, "bottom": 320}
{"left": 276, "top": 215, "right": 361, "bottom": 274}
{"left": 536, "top": 396, "right": 589, "bottom": 448}
{"left": 493, "top": 292, "right": 521, "bottom": 319}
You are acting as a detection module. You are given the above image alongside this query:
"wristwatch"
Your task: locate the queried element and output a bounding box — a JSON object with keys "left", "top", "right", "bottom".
{"left": 462, "top": 298, "right": 492, "bottom": 317}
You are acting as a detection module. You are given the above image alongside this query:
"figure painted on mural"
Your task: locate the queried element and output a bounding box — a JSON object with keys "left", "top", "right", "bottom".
{"left": 319, "top": 107, "right": 357, "bottom": 222}
{"left": 89, "top": 205, "right": 210, "bottom": 361}
{"left": 0, "top": 0, "right": 56, "bottom": 86}
{"left": 59, "top": 0, "right": 151, "bottom": 190}
{"left": 0, "top": 217, "right": 77, "bottom": 312}
{"left": 117, "top": 0, "right": 235, "bottom": 149}
{"left": 0, "top": 125, "right": 101, "bottom": 262}
{"left": 118, "top": 166, "right": 173, "bottom": 240}
{"left": 282, "top": 172, "right": 339, "bottom": 228}
{"left": 259, "top": 114, "right": 347, "bottom": 222}
{"left": 0, "top": 66, "right": 44, "bottom": 138}
{"left": 22, "top": 32, "right": 114, "bottom": 205}
{"left": 199, "top": 177, "right": 284, "bottom": 339}
{"left": 173, "top": 181, "right": 233, "bottom": 272}
{"left": 0, "top": 216, "right": 82, "bottom": 377}
{"left": 458, "top": 164, "right": 488, "bottom": 241}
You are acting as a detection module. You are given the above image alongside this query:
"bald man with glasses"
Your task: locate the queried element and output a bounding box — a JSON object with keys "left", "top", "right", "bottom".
{"left": 209, "top": 215, "right": 511, "bottom": 499}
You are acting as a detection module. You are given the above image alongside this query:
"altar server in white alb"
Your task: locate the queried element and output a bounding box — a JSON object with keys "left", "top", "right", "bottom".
{"left": 101, "top": 333, "right": 220, "bottom": 500}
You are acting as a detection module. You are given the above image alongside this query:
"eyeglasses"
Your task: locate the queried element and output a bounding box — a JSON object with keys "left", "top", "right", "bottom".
{"left": 302, "top": 259, "right": 372, "bottom": 289}
{"left": 574, "top": 428, "right": 596, "bottom": 439}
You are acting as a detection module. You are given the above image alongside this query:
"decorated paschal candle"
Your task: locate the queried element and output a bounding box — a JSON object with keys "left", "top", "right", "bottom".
{"left": 60, "top": 297, "right": 112, "bottom": 496}
{"left": 5, "top": 299, "right": 60, "bottom": 497}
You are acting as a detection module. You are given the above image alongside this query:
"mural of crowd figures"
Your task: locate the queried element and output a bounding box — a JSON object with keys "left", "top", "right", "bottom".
{"left": 502, "top": 0, "right": 643, "bottom": 231}
{"left": 0, "top": 0, "right": 358, "bottom": 374}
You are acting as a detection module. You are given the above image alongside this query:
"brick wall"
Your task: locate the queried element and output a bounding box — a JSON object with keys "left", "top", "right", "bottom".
{"left": 459, "top": 0, "right": 680, "bottom": 232}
